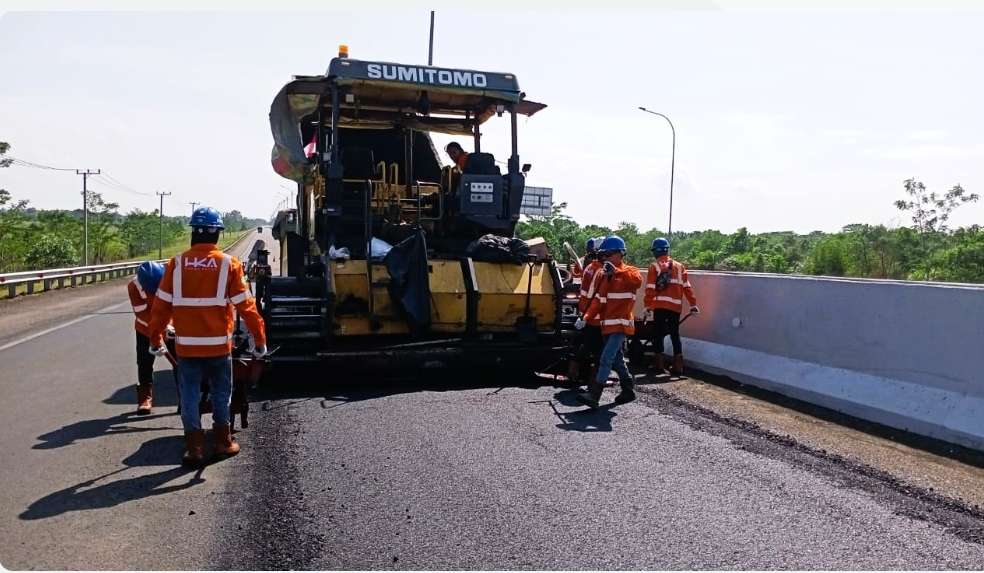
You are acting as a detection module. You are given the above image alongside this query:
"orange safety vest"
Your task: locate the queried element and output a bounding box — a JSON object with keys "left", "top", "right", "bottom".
{"left": 148, "top": 243, "right": 266, "bottom": 358}
{"left": 127, "top": 277, "right": 154, "bottom": 337}
{"left": 644, "top": 256, "right": 697, "bottom": 313}
{"left": 584, "top": 262, "right": 643, "bottom": 335}
{"left": 578, "top": 260, "right": 604, "bottom": 326}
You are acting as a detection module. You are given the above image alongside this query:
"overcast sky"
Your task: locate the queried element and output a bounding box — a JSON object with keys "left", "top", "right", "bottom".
{"left": 1, "top": 7, "right": 982, "bottom": 233}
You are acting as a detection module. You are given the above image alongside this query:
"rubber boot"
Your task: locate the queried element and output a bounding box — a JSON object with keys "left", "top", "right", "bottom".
{"left": 670, "top": 354, "right": 685, "bottom": 376}
{"left": 212, "top": 423, "right": 240, "bottom": 457}
{"left": 650, "top": 354, "right": 667, "bottom": 374}
{"left": 614, "top": 381, "right": 636, "bottom": 405}
{"left": 182, "top": 430, "right": 205, "bottom": 467}
{"left": 136, "top": 384, "right": 153, "bottom": 415}
{"left": 576, "top": 379, "right": 604, "bottom": 410}
{"left": 566, "top": 360, "right": 582, "bottom": 388}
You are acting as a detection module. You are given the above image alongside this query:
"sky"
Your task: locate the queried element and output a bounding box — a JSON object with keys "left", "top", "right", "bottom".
{"left": 1, "top": 6, "right": 983, "bottom": 233}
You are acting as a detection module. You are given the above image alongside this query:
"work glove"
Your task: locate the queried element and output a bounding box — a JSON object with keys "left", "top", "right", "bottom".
{"left": 603, "top": 261, "right": 616, "bottom": 277}
{"left": 252, "top": 344, "right": 268, "bottom": 359}
{"left": 574, "top": 317, "right": 587, "bottom": 330}
{"left": 645, "top": 309, "right": 654, "bottom": 322}
{"left": 690, "top": 306, "right": 701, "bottom": 314}
{"left": 165, "top": 324, "right": 176, "bottom": 339}
{"left": 149, "top": 345, "right": 168, "bottom": 357}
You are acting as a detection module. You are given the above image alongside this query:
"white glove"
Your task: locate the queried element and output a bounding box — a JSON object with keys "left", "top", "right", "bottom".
{"left": 603, "top": 261, "right": 616, "bottom": 276}
{"left": 645, "top": 309, "right": 654, "bottom": 321}
{"left": 165, "top": 324, "right": 176, "bottom": 338}
{"left": 149, "top": 345, "right": 168, "bottom": 357}
{"left": 252, "top": 344, "right": 268, "bottom": 358}
{"left": 574, "top": 317, "right": 587, "bottom": 330}
{"left": 690, "top": 306, "right": 701, "bottom": 314}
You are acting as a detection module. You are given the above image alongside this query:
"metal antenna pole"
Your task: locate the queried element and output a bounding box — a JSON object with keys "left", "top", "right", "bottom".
{"left": 638, "top": 107, "right": 676, "bottom": 236}
{"left": 428, "top": 11, "right": 435, "bottom": 65}
{"left": 156, "top": 191, "right": 172, "bottom": 258}
{"left": 76, "top": 169, "right": 100, "bottom": 265}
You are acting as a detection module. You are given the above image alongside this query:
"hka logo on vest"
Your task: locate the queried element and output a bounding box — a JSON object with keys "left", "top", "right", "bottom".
{"left": 184, "top": 257, "right": 218, "bottom": 269}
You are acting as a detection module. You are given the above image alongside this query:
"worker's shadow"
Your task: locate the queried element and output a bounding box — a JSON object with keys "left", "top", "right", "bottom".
{"left": 103, "top": 370, "right": 179, "bottom": 407}
{"left": 20, "top": 436, "right": 205, "bottom": 521}
{"left": 35, "top": 371, "right": 180, "bottom": 450}
{"left": 551, "top": 389, "right": 617, "bottom": 432}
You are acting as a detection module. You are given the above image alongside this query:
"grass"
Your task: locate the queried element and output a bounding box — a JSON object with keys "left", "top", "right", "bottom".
{"left": 131, "top": 229, "right": 249, "bottom": 261}
{"left": 2, "top": 230, "right": 250, "bottom": 299}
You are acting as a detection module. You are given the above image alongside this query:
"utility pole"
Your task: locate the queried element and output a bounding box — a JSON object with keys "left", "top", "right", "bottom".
{"left": 189, "top": 201, "right": 199, "bottom": 215}
{"left": 156, "top": 191, "right": 172, "bottom": 259}
{"left": 428, "top": 11, "right": 435, "bottom": 65}
{"left": 76, "top": 169, "right": 100, "bottom": 266}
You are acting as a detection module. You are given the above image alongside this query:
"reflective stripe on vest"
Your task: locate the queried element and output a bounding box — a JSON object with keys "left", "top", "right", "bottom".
{"left": 229, "top": 291, "right": 248, "bottom": 305}
{"left": 136, "top": 318, "right": 149, "bottom": 327}
{"left": 156, "top": 289, "right": 173, "bottom": 302}
{"left": 602, "top": 318, "right": 633, "bottom": 327}
{"left": 607, "top": 292, "right": 635, "bottom": 300}
{"left": 172, "top": 253, "right": 231, "bottom": 307}
{"left": 132, "top": 304, "right": 147, "bottom": 312}
{"left": 176, "top": 334, "right": 232, "bottom": 346}
{"left": 131, "top": 277, "right": 147, "bottom": 299}
{"left": 656, "top": 295, "right": 682, "bottom": 305}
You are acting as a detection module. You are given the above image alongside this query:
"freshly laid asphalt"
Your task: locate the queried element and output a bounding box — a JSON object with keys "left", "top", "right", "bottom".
{"left": 2, "top": 231, "right": 983, "bottom": 569}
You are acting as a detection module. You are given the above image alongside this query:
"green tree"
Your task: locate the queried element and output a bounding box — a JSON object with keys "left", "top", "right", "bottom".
{"left": 895, "top": 178, "right": 979, "bottom": 279}
{"left": 24, "top": 234, "right": 78, "bottom": 269}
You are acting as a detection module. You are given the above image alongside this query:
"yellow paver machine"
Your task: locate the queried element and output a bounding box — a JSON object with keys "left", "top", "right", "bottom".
{"left": 261, "top": 47, "right": 578, "bottom": 373}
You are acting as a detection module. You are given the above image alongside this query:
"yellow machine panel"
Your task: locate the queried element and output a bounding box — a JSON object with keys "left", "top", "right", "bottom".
{"left": 473, "top": 261, "right": 556, "bottom": 332}
{"left": 330, "top": 258, "right": 468, "bottom": 336}
{"left": 427, "top": 260, "right": 468, "bottom": 333}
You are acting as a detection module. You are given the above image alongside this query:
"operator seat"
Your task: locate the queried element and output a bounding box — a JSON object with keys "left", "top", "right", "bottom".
{"left": 462, "top": 152, "right": 501, "bottom": 176}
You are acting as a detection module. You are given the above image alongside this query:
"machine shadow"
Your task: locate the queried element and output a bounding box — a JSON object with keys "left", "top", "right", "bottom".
{"left": 252, "top": 363, "right": 570, "bottom": 405}
{"left": 20, "top": 436, "right": 206, "bottom": 520}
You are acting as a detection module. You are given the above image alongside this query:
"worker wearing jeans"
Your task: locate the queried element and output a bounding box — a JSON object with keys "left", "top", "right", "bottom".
{"left": 576, "top": 235, "right": 643, "bottom": 409}
{"left": 176, "top": 356, "right": 233, "bottom": 432}
{"left": 148, "top": 207, "right": 266, "bottom": 467}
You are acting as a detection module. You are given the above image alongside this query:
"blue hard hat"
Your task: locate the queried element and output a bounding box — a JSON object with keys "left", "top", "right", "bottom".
{"left": 189, "top": 206, "right": 224, "bottom": 230}
{"left": 651, "top": 237, "right": 670, "bottom": 254}
{"left": 137, "top": 261, "right": 165, "bottom": 295}
{"left": 598, "top": 235, "right": 626, "bottom": 253}
{"left": 585, "top": 237, "right": 598, "bottom": 253}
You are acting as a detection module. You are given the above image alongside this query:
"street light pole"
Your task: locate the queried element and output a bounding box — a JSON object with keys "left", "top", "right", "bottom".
{"left": 638, "top": 107, "right": 676, "bottom": 237}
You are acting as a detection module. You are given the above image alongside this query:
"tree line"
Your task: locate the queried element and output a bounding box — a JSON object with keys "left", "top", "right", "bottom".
{"left": 516, "top": 179, "right": 982, "bottom": 284}
{"left": 0, "top": 142, "right": 268, "bottom": 272}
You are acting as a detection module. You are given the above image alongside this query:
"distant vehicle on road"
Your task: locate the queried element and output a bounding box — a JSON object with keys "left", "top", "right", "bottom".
{"left": 256, "top": 226, "right": 263, "bottom": 233}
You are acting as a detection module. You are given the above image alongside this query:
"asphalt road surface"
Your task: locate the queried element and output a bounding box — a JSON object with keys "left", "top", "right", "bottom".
{"left": 2, "top": 230, "right": 984, "bottom": 570}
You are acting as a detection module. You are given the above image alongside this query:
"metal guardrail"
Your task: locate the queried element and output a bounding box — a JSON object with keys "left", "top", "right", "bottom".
{"left": 0, "top": 231, "right": 254, "bottom": 300}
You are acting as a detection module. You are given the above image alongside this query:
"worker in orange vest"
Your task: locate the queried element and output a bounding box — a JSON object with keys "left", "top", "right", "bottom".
{"left": 148, "top": 207, "right": 266, "bottom": 467}
{"left": 445, "top": 141, "right": 470, "bottom": 171}
{"left": 576, "top": 235, "right": 643, "bottom": 408}
{"left": 644, "top": 238, "right": 699, "bottom": 375}
{"left": 128, "top": 261, "right": 167, "bottom": 415}
{"left": 567, "top": 237, "right": 604, "bottom": 387}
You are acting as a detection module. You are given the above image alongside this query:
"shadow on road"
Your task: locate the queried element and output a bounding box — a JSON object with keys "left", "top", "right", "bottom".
{"left": 103, "top": 369, "right": 179, "bottom": 407}
{"left": 20, "top": 436, "right": 206, "bottom": 520}
{"left": 33, "top": 411, "right": 178, "bottom": 450}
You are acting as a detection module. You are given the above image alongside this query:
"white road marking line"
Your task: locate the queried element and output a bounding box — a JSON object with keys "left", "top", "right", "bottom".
{"left": 0, "top": 302, "right": 128, "bottom": 352}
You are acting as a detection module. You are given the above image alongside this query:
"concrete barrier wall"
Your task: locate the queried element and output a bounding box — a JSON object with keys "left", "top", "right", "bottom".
{"left": 659, "top": 271, "right": 984, "bottom": 450}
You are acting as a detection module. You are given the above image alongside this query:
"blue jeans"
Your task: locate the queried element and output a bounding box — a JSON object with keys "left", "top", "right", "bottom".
{"left": 595, "top": 332, "right": 633, "bottom": 388}
{"left": 177, "top": 356, "right": 232, "bottom": 430}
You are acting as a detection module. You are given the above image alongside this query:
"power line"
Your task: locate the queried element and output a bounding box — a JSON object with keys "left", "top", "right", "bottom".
{"left": 8, "top": 157, "right": 77, "bottom": 172}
